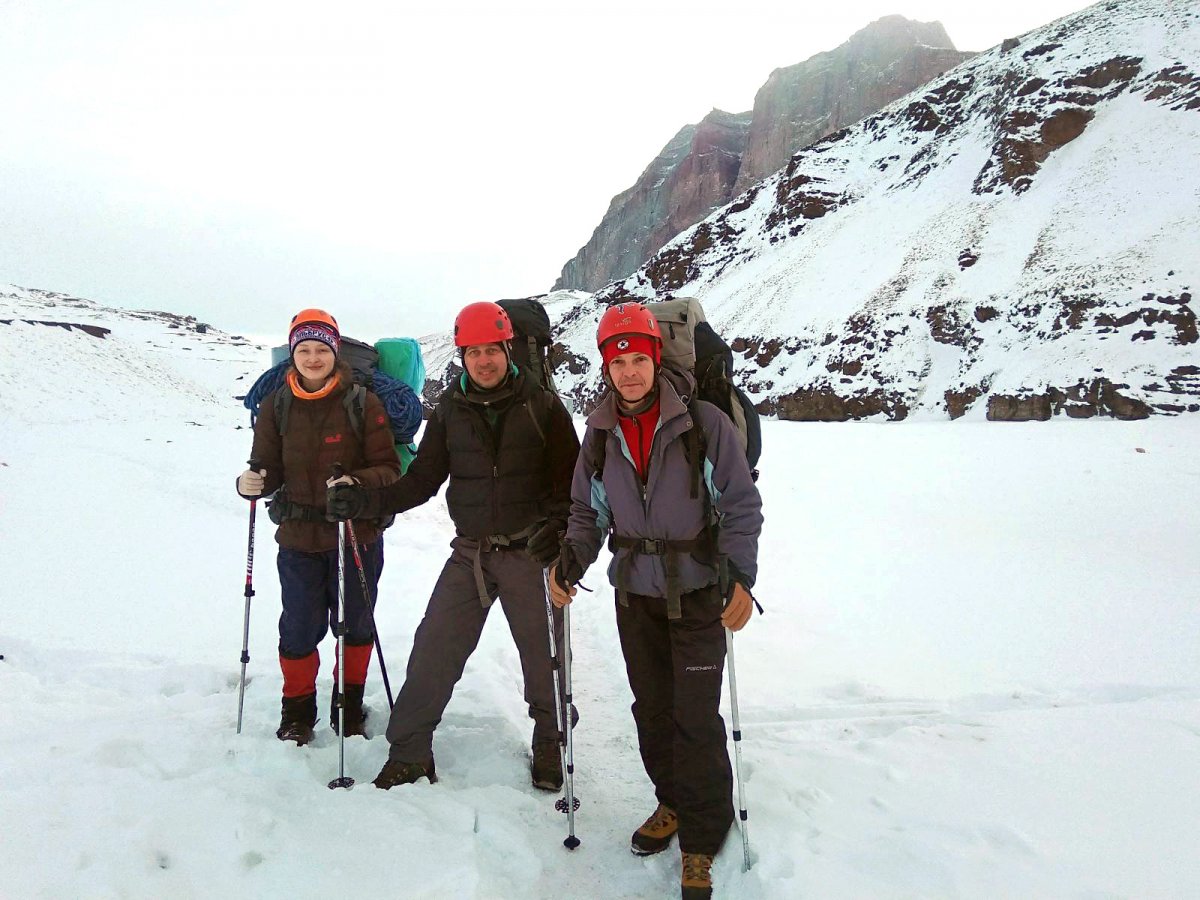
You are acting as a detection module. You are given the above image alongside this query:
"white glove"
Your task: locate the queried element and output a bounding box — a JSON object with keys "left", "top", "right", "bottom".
{"left": 238, "top": 469, "right": 266, "bottom": 497}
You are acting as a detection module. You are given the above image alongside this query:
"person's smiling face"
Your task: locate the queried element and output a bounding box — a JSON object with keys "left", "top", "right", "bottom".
{"left": 293, "top": 341, "right": 336, "bottom": 389}
{"left": 463, "top": 343, "right": 507, "bottom": 389}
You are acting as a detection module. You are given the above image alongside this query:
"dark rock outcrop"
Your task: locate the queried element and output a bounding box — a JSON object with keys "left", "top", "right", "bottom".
{"left": 0, "top": 319, "right": 111, "bottom": 339}
{"left": 987, "top": 379, "right": 1153, "bottom": 421}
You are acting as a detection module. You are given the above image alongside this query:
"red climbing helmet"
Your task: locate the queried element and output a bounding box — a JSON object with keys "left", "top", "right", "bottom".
{"left": 454, "top": 301, "right": 514, "bottom": 348}
{"left": 596, "top": 302, "right": 661, "bottom": 350}
{"left": 288, "top": 308, "right": 340, "bottom": 355}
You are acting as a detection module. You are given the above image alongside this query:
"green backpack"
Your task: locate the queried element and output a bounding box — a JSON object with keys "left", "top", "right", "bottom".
{"left": 375, "top": 337, "right": 427, "bottom": 473}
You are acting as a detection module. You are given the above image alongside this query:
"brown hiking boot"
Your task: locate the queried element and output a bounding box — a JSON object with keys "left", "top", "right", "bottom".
{"left": 631, "top": 803, "right": 678, "bottom": 856}
{"left": 372, "top": 757, "right": 437, "bottom": 789}
{"left": 680, "top": 852, "right": 714, "bottom": 900}
{"left": 531, "top": 739, "right": 563, "bottom": 791}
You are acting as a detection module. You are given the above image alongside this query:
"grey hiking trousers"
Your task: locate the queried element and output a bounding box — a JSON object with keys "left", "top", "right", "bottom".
{"left": 385, "top": 535, "right": 566, "bottom": 763}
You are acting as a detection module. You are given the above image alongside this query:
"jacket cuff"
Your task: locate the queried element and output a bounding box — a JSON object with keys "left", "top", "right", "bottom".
{"left": 727, "top": 561, "right": 754, "bottom": 591}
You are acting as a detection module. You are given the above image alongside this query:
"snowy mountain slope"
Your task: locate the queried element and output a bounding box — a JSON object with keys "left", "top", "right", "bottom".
{"left": 3, "top": 287, "right": 1200, "bottom": 897}
{"left": 0, "top": 284, "right": 265, "bottom": 425}
{"left": 542, "top": 0, "right": 1200, "bottom": 421}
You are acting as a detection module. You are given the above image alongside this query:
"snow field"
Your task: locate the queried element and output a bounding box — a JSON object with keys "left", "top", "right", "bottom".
{"left": 1, "top": 295, "right": 1199, "bottom": 897}
{"left": 3, "top": 403, "right": 1199, "bottom": 897}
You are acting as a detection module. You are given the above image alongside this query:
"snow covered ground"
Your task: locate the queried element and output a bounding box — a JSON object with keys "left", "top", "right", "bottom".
{"left": 2, "top": 306, "right": 1199, "bottom": 898}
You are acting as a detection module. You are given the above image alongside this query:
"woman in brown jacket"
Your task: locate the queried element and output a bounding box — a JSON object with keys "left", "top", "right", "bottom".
{"left": 236, "top": 309, "right": 400, "bottom": 745}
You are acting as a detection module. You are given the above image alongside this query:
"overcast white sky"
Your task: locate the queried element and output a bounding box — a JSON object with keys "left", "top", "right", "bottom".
{"left": 0, "top": 0, "right": 1092, "bottom": 340}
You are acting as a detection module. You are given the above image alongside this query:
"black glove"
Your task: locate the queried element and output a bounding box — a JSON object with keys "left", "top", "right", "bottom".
{"left": 526, "top": 518, "right": 566, "bottom": 567}
{"left": 553, "top": 543, "right": 585, "bottom": 592}
{"left": 326, "top": 482, "right": 369, "bottom": 521}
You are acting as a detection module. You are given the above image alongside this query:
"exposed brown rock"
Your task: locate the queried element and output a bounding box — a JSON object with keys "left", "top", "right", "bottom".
{"left": 987, "top": 379, "right": 1152, "bottom": 421}
{"left": 1095, "top": 298, "right": 1197, "bottom": 345}
{"left": 975, "top": 57, "right": 1143, "bottom": 195}
{"left": 775, "top": 387, "right": 909, "bottom": 421}
{"left": 945, "top": 387, "right": 984, "bottom": 419}
{"left": 1140, "top": 64, "right": 1200, "bottom": 111}
{"left": 987, "top": 392, "right": 1054, "bottom": 421}
{"left": 926, "top": 304, "right": 975, "bottom": 348}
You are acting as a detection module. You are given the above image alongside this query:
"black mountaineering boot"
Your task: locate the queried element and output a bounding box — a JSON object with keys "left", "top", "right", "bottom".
{"left": 632, "top": 803, "right": 678, "bottom": 855}
{"left": 372, "top": 757, "right": 437, "bottom": 789}
{"left": 330, "top": 683, "right": 368, "bottom": 737}
{"left": 276, "top": 692, "right": 318, "bottom": 746}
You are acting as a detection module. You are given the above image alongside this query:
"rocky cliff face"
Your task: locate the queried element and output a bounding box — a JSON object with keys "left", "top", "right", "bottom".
{"left": 553, "top": 16, "right": 974, "bottom": 293}
{"left": 534, "top": 0, "right": 1200, "bottom": 422}
{"left": 733, "top": 16, "right": 974, "bottom": 194}
{"left": 554, "top": 110, "right": 751, "bottom": 294}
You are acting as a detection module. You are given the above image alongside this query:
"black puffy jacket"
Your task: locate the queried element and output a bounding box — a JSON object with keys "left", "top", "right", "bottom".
{"left": 364, "top": 370, "right": 579, "bottom": 539}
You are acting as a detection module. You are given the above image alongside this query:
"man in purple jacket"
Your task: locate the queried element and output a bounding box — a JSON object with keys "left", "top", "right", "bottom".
{"left": 537, "top": 301, "right": 763, "bottom": 900}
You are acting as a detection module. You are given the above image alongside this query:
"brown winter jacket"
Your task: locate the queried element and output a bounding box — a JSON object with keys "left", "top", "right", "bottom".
{"left": 248, "top": 361, "right": 400, "bottom": 552}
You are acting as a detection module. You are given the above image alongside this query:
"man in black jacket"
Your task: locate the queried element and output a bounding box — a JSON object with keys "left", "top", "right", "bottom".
{"left": 327, "top": 301, "right": 580, "bottom": 790}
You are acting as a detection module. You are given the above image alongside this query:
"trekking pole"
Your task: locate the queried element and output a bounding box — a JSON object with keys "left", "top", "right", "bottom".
{"left": 542, "top": 569, "right": 580, "bottom": 849}
{"left": 236, "top": 457, "right": 261, "bottom": 735}
{"left": 328, "top": 465, "right": 393, "bottom": 710}
{"left": 343, "top": 520, "right": 393, "bottom": 710}
{"left": 328, "top": 466, "right": 354, "bottom": 790}
{"left": 725, "top": 628, "right": 751, "bottom": 870}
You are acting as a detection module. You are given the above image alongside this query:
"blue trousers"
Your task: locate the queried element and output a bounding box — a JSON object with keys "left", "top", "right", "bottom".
{"left": 277, "top": 540, "right": 384, "bottom": 657}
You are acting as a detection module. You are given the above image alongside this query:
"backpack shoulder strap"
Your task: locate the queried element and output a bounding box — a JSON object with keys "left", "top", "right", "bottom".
{"left": 523, "top": 386, "right": 557, "bottom": 444}
{"left": 274, "top": 389, "right": 292, "bottom": 436}
{"left": 685, "top": 400, "right": 706, "bottom": 501}
{"left": 589, "top": 425, "right": 607, "bottom": 481}
{"left": 342, "top": 384, "right": 367, "bottom": 441}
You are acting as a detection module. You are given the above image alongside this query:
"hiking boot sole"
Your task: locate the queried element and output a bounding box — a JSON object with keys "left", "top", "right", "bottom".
{"left": 276, "top": 726, "right": 315, "bottom": 746}
{"left": 630, "top": 834, "right": 675, "bottom": 856}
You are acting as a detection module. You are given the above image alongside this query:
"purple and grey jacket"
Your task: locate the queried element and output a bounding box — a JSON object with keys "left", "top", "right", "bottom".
{"left": 564, "top": 371, "right": 763, "bottom": 601}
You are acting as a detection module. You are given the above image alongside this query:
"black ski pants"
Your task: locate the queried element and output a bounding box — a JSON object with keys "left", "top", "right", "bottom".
{"left": 384, "top": 536, "right": 565, "bottom": 763}
{"left": 616, "top": 583, "right": 734, "bottom": 856}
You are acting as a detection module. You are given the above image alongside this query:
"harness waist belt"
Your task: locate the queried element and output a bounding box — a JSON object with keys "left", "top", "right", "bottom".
{"left": 609, "top": 531, "right": 711, "bottom": 620}
{"left": 461, "top": 523, "right": 539, "bottom": 609}
{"left": 267, "top": 497, "right": 328, "bottom": 524}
